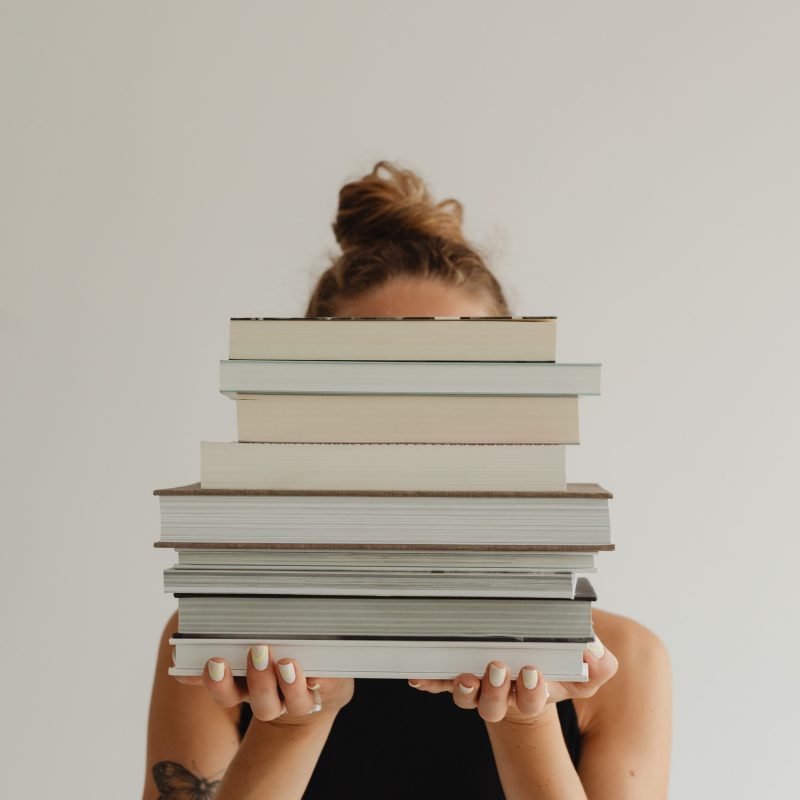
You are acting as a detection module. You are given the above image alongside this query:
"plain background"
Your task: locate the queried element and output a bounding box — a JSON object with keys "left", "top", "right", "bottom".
{"left": 2, "top": 1, "right": 798, "bottom": 796}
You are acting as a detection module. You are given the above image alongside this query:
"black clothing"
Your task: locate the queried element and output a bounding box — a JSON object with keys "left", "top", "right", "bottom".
{"left": 238, "top": 678, "right": 581, "bottom": 798}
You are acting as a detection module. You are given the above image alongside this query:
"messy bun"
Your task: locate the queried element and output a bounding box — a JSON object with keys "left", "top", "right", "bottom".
{"left": 306, "top": 161, "right": 510, "bottom": 317}
{"left": 333, "top": 161, "right": 466, "bottom": 251}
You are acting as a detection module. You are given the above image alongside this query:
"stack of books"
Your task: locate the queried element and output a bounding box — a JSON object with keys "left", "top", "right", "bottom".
{"left": 157, "top": 317, "right": 613, "bottom": 681}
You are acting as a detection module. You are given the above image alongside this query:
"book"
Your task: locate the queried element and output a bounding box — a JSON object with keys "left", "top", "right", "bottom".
{"left": 229, "top": 317, "right": 557, "bottom": 361}
{"left": 155, "top": 483, "right": 613, "bottom": 548}
{"left": 173, "top": 548, "right": 598, "bottom": 571}
{"left": 219, "top": 360, "right": 600, "bottom": 397}
{"left": 164, "top": 567, "right": 579, "bottom": 598}
{"left": 169, "top": 637, "right": 590, "bottom": 681}
{"left": 235, "top": 394, "right": 579, "bottom": 444}
{"left": 200, "top": 442, "right": 567, "bottom": 492}
{"left": 175, "top": 578, "right": 596, "bottom": 639}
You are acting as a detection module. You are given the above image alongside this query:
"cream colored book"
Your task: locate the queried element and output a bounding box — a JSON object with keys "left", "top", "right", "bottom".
{"left": 235, "top": 394, "right": 579, "bottom": 444}
{"left": 229, "top": 316, "right": 556, "bottom": 361}
{"left": 200, "top": 442, "right": 567, "bottom": 492}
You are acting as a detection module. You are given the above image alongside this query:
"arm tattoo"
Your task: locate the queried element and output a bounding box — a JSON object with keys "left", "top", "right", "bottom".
{"left": 151, "top": 760, "right": 221, "bottom": 799}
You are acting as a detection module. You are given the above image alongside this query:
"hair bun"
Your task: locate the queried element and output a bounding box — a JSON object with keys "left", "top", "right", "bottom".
{"left": 333, "top": 161, "right": 466, "bottom": 252}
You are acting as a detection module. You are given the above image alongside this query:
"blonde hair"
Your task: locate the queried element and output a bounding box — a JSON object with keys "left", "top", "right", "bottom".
{"left": 305, "top": 161, "right": 510, "bottom": 317}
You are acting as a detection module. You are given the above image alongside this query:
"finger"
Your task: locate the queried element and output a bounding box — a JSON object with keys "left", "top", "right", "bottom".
{"left": 174, "top": 675, "right": 204, "bottom": 686}
{"left": 582, "top": 636, "right": 619, "bottom": 691}
{"left": 202, "top": 658, "right": 247, "bottom": 707}
{"left": 563, "top": 635, "right": 619, "bottom": 700}
{"left": 276, "top": 659, "right": 316, "bottom": 716}
{"left": 407, "top": 678, "right": 453, "bottom": 694}
{"left": 478, "top": 662, "right": 511, "bottom": 723}
{"left": 246, "top": 646, "right": 284, "bottom": 721}
{"left": 171, "top": 646, "right": 204, "bottom": 686}
{"left": 514, "top": 666, "right": 548, "bottom": 718}
{"left": 452, "top": 673, "right": 480, "bottom": 710}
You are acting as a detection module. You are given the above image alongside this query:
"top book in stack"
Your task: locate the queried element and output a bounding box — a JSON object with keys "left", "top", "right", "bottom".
{"left": 228, "top": 316, "right": 558, "bottom": 361}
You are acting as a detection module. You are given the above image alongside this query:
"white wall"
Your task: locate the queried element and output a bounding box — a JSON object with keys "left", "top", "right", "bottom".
{"left": 2, "top": 2, "right": 798, "bottom": 796}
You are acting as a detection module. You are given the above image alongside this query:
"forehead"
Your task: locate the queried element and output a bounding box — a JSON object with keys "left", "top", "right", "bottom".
{"left": 334, "top": 276, "right": 497, "bottom": 317}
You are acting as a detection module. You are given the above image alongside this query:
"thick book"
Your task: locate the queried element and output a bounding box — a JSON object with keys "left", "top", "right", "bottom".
{"left": 169, "top": 637, "right": 590, "bottom": 681}
{"left": 174, "top": 549, "right": 598, "bottom": 572}
{"left": 155, "top": 483, "right": 613, "bottom": 549}
{"left": 219, "top": 360, "right": 600, "bottom": 397}
{"left": 229, "top": 317, "right": 557, "bottom": 361}
{"left": 164, "top": 567, "right": 579, "bottom": 598}
{"left": 200, "top": 442, "right": 567, "bottom": 492}
{"left": 235, "top": 394, "right": 579, "bottom": 444}
{"left": 175, "top": 578, "right": 595, "bottom": 640}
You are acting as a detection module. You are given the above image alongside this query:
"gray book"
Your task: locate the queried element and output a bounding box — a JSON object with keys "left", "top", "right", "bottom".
{"left": 164, "top": 566, "right": 580, "bottom": 598}
{"left": 175, "top": 578, "right": 596, "bottom": 641}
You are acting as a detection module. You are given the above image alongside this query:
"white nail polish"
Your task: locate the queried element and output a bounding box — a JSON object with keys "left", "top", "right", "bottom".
{"left": 587, "top": 638, "right": 605, "bottom": 659}
{"left": 489, "top": 664, "right": 507, "bottom": 687}
{"left": 545, "top": 683, "right": 551, "bottom": 699}
{"left": 309, "top": 687, "right": 322, "bottom": 712}
{"left": 521, "top": 668, "right": 539, "bottom": 690}
{"left": 307, "top": 683, "right": 321, "bottom": 691}
{"left": 278, "top": 662, "right": 296, "bottom": 684}
{"left": 207, "top": 660, "right": 225, "bottom": 682}
{"left": 458, "top": 682, "right": 476, "bottom": 694}
{"left": 250, "top": 646, "right": 269, "bottom": 671}
{"left": 408, "top": 680, "right": 421, "bottom": 688}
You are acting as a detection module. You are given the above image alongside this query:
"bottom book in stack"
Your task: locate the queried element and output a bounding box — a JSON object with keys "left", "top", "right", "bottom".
{"left": 166, "top": 549, "right": 596, "bottom": 681}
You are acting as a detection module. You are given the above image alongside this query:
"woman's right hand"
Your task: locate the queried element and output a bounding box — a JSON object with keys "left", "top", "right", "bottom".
{"left": 173, "top": 645, "right": 354, "bottom": 725}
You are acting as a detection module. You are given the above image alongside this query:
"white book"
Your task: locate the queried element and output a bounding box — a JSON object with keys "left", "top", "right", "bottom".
{"left": 156, "top": 484, "right": 613, "bottom": 548}
{"left": 220, "top": 360, "right": 601, "bottom": 396}
{"left": 169, "top": 637, "right": 590, "bottom": 681}
{"left": 200, "top": 442, "right": 567, "bottom": 492}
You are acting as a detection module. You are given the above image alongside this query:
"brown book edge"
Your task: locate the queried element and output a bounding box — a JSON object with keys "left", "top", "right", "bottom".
{"left": 154, "top": 482, "right": 612, "bottom": 499}
{"left": 154, "top": 542, "right": 615, "bottom": 552}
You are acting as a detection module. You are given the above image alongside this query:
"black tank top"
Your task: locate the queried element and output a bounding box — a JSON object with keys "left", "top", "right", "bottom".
{"left": 238, "top": 678, "right": 581, "bottom": 798}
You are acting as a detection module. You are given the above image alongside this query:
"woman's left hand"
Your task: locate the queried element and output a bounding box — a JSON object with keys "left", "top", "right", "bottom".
{"left": 408, "top": 636, "right": 618, "bottom": 725}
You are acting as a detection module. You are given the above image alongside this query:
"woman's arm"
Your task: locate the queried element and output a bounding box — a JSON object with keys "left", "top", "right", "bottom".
{"left": 486, "top": 612, "right": 671, "bottom": 799}
{"left": 142, "top": 612, "right": 352, "bottom": 800}
{"left": 572, "top": 612, "right": 672, "bottom": 798}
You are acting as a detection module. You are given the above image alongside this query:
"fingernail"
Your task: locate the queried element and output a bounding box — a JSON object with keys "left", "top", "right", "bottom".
{"left": 408, "top": 680, "right": 421, "bottom": 688}
{"left": 278, "top": 662, "right": 296, "bottom": 684}
{"left": 309, "top": 687, "right": 322, "bottom": 712}
{"left": 545, "top": 683, "right": 551, "bottom": 699}
{"left": 307, "top": 683, "right": 321, "bottom": 691}
{"left": 250, "top": 646, "right": 269, "bottom": 671}
{"left": 171, "top": 649, "right": 176, "bottom": 665}
{"left": 521, "top": 668, "right": 539, "bottom": 690}
{"left": 587, "top": 638, "right": 605, "bottom": 659}
{"left": 489, "top": 664, "right": 507, "bottom": 687}
{"left": 207, "top": 660, "right": 225, "bottom": 682}
{"left": 457, "top": 682, "right": 476, "bottom": 694}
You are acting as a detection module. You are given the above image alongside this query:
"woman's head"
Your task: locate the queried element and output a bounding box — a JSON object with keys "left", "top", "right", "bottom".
{"left": 306, "top": 162, "right": 511, "bottom": 318}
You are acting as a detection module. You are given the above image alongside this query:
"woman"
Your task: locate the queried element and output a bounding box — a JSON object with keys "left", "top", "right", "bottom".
{"left": 143, "top": 162, "right": 672, "bottom": 799}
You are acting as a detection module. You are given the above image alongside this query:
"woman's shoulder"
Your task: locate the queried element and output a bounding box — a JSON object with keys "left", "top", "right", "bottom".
{"left": 574, "top": 608, "right": 671, "bottom": 730}
{"left": 592, "top": 608, "right": 668, "bottom": 662}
